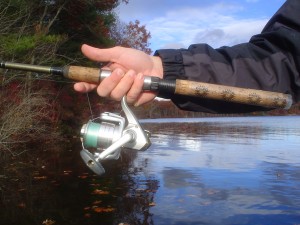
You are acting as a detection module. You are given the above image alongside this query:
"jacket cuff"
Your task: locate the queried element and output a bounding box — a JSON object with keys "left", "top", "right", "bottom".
{"left": 154, "top": 49, "right": 186, "bottom": 80}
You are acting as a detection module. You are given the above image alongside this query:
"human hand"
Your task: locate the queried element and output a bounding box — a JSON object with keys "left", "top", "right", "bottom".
{"left": 74, "top": 44, "right": 163, "bottom": 106}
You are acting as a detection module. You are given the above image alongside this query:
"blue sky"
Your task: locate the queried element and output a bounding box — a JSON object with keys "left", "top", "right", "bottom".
{"left": 115, "top": 0, "right": 286, "bottom": 51}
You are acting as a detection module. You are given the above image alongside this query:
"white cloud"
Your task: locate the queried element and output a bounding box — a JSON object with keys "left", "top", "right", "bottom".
{"left": 116, "top": 1, "right": 283, "bottom": 51}
{"left": 146, "top": 4, "right": 268, "bottom": 50}
{"left": 192, "top": 19, "right": 267, "bottom": 48}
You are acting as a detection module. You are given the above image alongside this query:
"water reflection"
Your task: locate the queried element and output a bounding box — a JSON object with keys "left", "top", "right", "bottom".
{"left": 139, "top": 116, "right": 300, "bottom": 225}
{"left": 1, "top": 116, "right": 300, "bottom": 225}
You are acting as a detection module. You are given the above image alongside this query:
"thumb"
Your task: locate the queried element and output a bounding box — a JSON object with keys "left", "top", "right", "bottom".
{"left": 81, "top": 44, "right": 120, "bottom": 63}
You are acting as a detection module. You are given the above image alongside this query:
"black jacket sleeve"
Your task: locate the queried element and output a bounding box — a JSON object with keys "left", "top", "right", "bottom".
{"left": 155, "top": 0, "right": 300, "bottom": 113}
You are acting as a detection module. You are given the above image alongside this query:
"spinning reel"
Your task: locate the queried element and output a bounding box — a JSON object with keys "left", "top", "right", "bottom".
{"left": 80, "top": 96, "right": 151, "bottom": 175}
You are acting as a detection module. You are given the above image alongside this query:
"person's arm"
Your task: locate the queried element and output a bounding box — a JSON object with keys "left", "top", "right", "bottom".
{"left": 155, "top": 0, "right": 300, "bottom": 113}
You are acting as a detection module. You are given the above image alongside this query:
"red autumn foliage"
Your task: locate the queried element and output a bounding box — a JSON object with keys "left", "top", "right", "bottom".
{"left": 111, "top": 19, "right": 152, "bottom": 54}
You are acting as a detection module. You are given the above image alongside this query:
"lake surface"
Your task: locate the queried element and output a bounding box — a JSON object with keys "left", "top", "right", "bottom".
{"left": 1, "top": 116, "right": 300, "bottom": 225}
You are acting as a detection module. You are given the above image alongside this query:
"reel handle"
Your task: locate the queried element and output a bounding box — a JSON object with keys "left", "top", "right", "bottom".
{"left": 80, "top": 149, "right": 105, "bottom": 176}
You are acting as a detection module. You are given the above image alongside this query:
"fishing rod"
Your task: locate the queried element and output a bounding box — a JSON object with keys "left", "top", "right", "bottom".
{"left": 0, "top": 61, "right": 293, "bottom": 109}
{"left": 0, "top": 61, "right": 293, "bottom": 175}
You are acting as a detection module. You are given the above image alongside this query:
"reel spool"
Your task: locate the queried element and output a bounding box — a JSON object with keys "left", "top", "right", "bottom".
{"left": 80, "top": 97, "right": 151, "bottom": 175}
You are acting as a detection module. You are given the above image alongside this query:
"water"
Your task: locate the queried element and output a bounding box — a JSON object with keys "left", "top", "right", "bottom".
{"left": 140, "top": 116, "right": 300, "bottom": 225}
{"left": 1, "top": 116, "right": 300, "bottom": 225}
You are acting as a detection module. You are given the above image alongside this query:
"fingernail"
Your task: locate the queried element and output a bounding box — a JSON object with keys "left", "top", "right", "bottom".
{"left": 116, "top": 68, "right": 124, "bottom": 77}
{"left": 137, "top": 73, "right": 144, "bottom": 80}
{"left": 129, "top": 71, "right": 136, "bottom": 78}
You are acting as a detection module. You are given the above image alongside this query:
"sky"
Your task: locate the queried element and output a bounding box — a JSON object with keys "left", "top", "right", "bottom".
{"left": 115, "top": 0, "right": 286, "bottom": 51}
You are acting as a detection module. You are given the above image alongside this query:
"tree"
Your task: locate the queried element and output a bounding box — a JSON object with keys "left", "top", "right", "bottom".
{"left": 110, "top": 19, "right": 152, "bottom": 54}
{"left": 0, "top": 0, "right": 130, "bottom": 63}
{"left": 0, "top": 0, "right": 153, "bottom": 157}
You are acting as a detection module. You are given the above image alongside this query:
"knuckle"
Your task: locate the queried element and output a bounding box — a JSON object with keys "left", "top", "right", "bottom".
{"left": 112, "top": 46, "right": 124, "bottom": 55}
{"left": 97, "top": 90, "right": 108, "bottom": 98}
{"left": 97, "top": 85, "right": 109, "bottom": 98}
{"left": 126, "top": 89, "right": 141, "bottom": 103}
{"left": 110, "top": 91, "right": 122, "bottom": 101}
{"left": 126, "top": 94, "right": 136, "bottom": 103}
{"left": 110, "top": 70, "right": 123, "bottom": 82}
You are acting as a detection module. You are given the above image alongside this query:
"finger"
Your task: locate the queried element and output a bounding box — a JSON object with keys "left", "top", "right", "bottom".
{"left": 81, "top": 44, "right": 123, "bottom": 63}
{"left": 74, "top": 82, "right": 97, "bottom": 93}
{"left": 126, "top": 73, "right": 144, "bottom": 104}
{"left": 134, "top": 92, "right": 157, "bottom": 107}
{"left": 96, "top": 68, "right": 124, "bottom": 97}
{"left": 110, "top": 70, "right": 136, "bottom": 101}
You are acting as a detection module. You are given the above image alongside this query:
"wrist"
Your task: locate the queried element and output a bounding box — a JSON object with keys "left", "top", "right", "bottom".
{"left": 152, "top": 56, "right": 164, "bottom": 79}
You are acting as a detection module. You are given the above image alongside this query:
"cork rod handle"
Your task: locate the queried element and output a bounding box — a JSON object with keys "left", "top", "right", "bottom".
{"left": 175, "top": 80, "right": 293, "bottom": 109}
{"left": 63, "top": 66, "right": 102, "bottom": 83}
